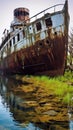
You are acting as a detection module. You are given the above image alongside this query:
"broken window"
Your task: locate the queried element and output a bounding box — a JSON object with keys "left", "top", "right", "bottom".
{"left": 10, "top": 40, "right": 12, "bottom": 47}
{"left": 17, "top": 33, "right": 20, "bottom": 41}
{"left": 45, "top": 17, "right": 52, "bottom": 27}
{"left": 36, "top": 22, "right": 42, "bottom": 31}
{"left": 13, "top": 37, "right": 15, "bottom": 44}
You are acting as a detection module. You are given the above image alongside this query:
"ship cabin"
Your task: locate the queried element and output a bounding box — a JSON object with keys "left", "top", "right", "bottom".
{"left": 0, "top": 3, "right": 66, "bottom": 61}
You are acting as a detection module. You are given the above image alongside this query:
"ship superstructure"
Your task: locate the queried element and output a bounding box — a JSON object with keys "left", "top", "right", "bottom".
{"left": 0, "top": 0, "right": 69, "bottom": 76}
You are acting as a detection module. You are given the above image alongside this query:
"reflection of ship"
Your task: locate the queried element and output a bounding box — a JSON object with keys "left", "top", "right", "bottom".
{"left": 0, "top": 77, "right": 69, "bottom": 130}
{"left": 0, "top": 77, "right": 42, "bottom": 129}
{"left": 0, "top": 0, "right": 69, "bottom": 76}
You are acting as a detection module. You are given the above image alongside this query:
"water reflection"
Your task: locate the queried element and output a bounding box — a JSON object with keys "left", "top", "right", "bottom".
{"left": 0, "top": 76, "right": 72, "bottom": 130}
{"left": 0, "top": 76, "right": 42, "bottom": 130}
{"left": 68, "top": 106, "right": 73, "bottom": 130}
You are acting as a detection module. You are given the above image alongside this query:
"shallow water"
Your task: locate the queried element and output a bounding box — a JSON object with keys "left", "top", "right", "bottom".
{"left": 0, "top": 76, "right": 73, "bottom": 130}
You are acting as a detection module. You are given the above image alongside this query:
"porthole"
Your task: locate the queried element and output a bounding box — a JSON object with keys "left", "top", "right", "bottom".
{"left": 46, "top": 39, "right": 51, "bottom": 47}
{"left": 46, "top": 39, "right": 50, "bottom": 44}
{"left": 39, "top": 42, "right": 43, "bottom": 46}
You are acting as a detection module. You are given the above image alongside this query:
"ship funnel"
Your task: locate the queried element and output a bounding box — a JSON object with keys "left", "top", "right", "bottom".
{"left": 14, "top": 7, "right": 29, "bottom": 23}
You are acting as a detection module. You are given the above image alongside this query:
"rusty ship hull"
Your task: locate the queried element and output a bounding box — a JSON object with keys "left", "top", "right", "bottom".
{"left": 1, "top": 35, "right": 66, "bottom": 76}
{"left": 0, "top": 0, "right": 69, "bottom": 76}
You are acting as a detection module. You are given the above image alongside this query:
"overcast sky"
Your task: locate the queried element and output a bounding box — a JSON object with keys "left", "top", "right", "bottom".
{"left": 0, "top": 0, "right": 73, "bottom": 43}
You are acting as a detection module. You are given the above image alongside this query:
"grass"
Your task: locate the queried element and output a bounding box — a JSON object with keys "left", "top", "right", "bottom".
{"left": 29, "top": 70, "right": 73, "bottom": 105}
{"left": 16, "top": 70, "right": 73, "bottom": 105}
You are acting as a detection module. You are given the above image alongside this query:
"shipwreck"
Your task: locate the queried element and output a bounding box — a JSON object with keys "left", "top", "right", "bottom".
{"left": 0, "top": 0, "right": 69, "bottom": 76}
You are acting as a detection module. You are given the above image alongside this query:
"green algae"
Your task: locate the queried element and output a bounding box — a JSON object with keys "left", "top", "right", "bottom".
{"left": 22, "top": 70, "right": 73, "bottom": 105}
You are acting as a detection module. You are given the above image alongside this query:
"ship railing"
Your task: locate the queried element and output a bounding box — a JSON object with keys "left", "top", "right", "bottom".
{"left": 23, "top": 4, "right": 64, "bottom": 24}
